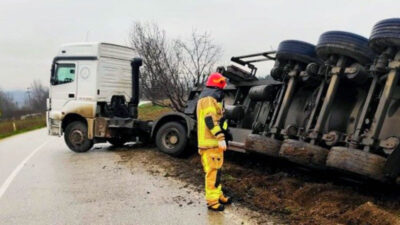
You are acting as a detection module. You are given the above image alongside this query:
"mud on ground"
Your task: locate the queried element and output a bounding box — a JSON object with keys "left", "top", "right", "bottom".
{"left": 116, "top": 146, "right": 400, "bottom": 225}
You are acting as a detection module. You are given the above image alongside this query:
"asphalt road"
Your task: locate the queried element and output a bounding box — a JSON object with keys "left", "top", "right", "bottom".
{"left": 0, "top": 129, "right": 268, "bottom": 225}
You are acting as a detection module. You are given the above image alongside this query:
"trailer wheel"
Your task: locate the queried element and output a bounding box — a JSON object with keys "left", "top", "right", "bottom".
{"left": 279, "top": 139, "right": 329, "bottom": 169}
{"left": 64, "top": 121, "right": 93, "bottom": 153}
{"left": 326, "top": 147, "right": 387, "bottom": 181}
{"left": 156, "top": 122, "right": 188, "bottom": 157}
{"left": 276, "top": 40, "right": 318, "bottom": 64}
{"left": 316, "top": 31, "right": 374, "bottom": 65}
{"left": 369, "top": 18, "right": 400, "bottom": 53}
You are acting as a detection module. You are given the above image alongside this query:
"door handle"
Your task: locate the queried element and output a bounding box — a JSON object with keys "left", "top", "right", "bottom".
{"left": 68, "top": 93, "right": 75, "bottom": 98}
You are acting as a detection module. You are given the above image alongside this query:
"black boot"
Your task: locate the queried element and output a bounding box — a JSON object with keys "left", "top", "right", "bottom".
{"left": 208, "top": 203, "right": 225, "bottom": 211}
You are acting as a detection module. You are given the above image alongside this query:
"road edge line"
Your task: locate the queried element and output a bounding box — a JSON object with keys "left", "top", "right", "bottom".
{"left": 0, "top": 141, "right": 49, "bottom": 199}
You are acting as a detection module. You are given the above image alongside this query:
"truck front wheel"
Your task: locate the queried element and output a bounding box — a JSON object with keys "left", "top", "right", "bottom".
{"left": 155, "top": 122, "right": 188, "bottom": 157}
{"left": 64, "top": 121, "right": 94, "bottom": 153}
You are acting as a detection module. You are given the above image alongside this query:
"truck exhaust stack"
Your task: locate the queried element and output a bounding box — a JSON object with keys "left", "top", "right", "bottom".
{"left": 129, "top": 58, "right": 143, "bottom": 119}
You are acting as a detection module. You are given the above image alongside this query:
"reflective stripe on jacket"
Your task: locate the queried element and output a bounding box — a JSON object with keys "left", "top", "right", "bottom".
{"left": 197, "top": 96, "right": 225, "bottom": 149}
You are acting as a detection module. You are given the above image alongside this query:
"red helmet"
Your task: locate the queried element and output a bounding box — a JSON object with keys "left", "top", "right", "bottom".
{"left": 205, "top": 72, "right": 226, "bottom": 89}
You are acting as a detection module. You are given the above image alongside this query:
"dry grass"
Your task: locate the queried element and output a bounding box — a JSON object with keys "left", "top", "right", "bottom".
{"left": 0, "top": 115, "right": 46, "bottom": 139}
{"left": 138, "top": 103, "right": 172, "bottom": 121}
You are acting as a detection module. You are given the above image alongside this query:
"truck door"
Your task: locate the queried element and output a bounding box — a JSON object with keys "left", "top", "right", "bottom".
{"left": 50, "top": 62, "right": 78, "bottom": 111}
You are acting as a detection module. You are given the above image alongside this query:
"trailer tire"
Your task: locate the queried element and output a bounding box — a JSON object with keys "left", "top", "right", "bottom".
{"left": 326, "top": 147, "right": 387, "bottom": 181}
{"left": 369, "top": 18, "right": 400, "bottom": 53}
{"left": 316, "top": 31, "right": 374, "bottom": 65}
{"left": 64, "top": 121, "right": 93, "bottom": 153}
{"left": 279, "top": 139, "right": 329, "bottom": 169}
{"left": 276, "top": 40, "right": 318, "bottom": 64}
{"left": 156, "top": 122, "right": 188, "bottom": 157}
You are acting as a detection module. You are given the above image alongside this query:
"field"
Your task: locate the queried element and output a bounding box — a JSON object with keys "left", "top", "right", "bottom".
{"left": 138, "top": 103, "right": 172, "bottom": 121}
{"left": 0, "top": 115, "right": 46, "bottom": 139}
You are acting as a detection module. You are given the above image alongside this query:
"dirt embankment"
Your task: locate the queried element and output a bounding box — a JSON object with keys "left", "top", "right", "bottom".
{"left": 116, "top": 147, "right": 400, "bottom": 225}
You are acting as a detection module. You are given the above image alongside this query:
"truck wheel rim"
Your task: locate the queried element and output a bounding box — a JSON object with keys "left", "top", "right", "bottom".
{"left": 70, "top": 129, "right": 84, "bottom": 146}
{"left": 162, "top": 128, "right": 179, "bottom": 149}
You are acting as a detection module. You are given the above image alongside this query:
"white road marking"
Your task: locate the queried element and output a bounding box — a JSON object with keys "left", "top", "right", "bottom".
{"left": 0, "top": 141, "right": 49, "bottom": 199}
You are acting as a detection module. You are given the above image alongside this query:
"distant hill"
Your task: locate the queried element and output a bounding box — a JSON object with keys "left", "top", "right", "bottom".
{"left": 6, "top": 90, "right": 27, "bottom": 107}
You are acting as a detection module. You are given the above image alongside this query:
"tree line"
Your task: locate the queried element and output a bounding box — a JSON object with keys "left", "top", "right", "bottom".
{"left": 0, "top": 80, "right": 48, "bottom": 120}
{"left": 130, "top": 22, "right": 222, "bottom": 112}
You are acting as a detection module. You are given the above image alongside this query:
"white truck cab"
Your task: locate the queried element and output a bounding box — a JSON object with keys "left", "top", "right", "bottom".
{"left": 47, "top": 42, "right": 147, "bottom": 152}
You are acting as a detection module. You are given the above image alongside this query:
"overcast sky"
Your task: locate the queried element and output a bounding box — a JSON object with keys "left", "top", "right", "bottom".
{"left": 0, "top": 0, "right": 399, "bottom": 91}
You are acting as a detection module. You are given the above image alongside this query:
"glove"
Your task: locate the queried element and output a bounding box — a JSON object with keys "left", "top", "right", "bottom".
{"left": 218, "top": 140, "right": 227, "bottom": 151}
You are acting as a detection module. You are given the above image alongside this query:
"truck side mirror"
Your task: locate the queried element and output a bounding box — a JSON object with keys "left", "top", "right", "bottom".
{"left": 50, "top": 77, "right": 57, "bottom": 85}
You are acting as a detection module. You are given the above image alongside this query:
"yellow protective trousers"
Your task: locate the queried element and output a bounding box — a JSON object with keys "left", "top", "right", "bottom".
{"left": 199, "top": 147, "right": 224, "bottom": 206}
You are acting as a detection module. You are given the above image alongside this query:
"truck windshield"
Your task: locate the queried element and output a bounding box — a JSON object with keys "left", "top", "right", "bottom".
{"left": 54, "top": 64, "right": 75, "bottom": 85}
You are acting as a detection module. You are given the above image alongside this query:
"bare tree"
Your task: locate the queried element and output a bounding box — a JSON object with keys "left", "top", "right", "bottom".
{"left": 0, "top": 88, "right": 18, "bottom": 119}
{"left": 176, "top": 31, "right": 222, "bottom": 89}
{"left": 28, "top": 80, "right": 49, "bottom": 113}
{"left": 129, "top": 22, "right": 221, "bottom": 112}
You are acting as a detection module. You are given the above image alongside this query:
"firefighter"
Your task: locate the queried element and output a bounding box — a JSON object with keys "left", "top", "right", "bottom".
{"left": 197, "top": 72, "right": 232, "bottom": 211}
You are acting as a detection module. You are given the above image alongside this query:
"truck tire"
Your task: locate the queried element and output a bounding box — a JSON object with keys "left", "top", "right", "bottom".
{"left": 155, "top": 122, "right": 188, "bottom": 157}
{"left": 108, "top": 137, "right": 127, "bottom": 147}
{"left": 369, "top": 18, "right": 400, "bottom": 53}
{"left": 326, "top": 147, "right": 387, "bottom": 181}
{"left": 279, "top": 139, "right": 329, "bottom": 169}
{"left": 64, "top": 121, "right": 94, "bottom": 153}
{"left": 316, "top": 31, "right": 375, "bottom": 65}
{"left": 276, "top": 40, "right": 318, "bottom": 64}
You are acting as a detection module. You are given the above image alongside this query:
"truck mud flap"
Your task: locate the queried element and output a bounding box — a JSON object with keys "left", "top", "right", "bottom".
{"left": 244, "top": 134, "right": 281, "bottom": 157}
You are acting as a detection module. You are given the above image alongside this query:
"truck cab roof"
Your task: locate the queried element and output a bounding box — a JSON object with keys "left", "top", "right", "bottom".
{"left": 57, "top": 42, "right": 135, "bottom": 61}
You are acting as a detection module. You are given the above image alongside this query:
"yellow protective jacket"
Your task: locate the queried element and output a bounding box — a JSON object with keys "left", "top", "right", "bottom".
{"left": 197, "top": 94, "right": 225, "bottom": 149}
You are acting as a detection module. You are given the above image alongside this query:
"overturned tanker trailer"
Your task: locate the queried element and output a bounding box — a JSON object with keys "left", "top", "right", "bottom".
{"left": 153, "top": 18, "right": 400, "bottom": 183}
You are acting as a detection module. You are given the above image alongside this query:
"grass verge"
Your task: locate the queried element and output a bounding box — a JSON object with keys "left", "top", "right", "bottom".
{"left": 138, "top": 103, "right": 172, "bottom": 120}
{"left": 0, "top": 116, "right": 46, "bottom": 140}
